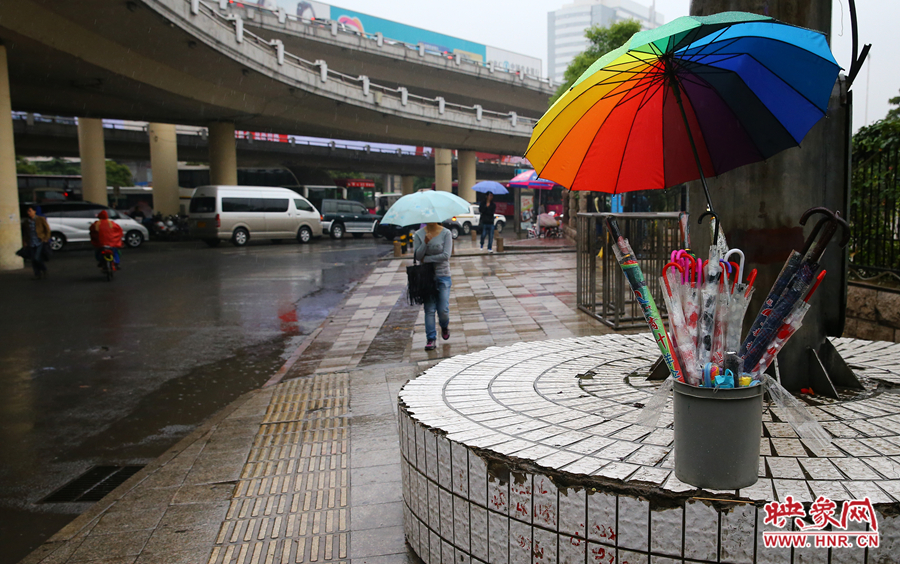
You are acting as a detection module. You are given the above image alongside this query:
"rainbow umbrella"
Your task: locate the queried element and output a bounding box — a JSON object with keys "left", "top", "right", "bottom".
{"left": 524, "top": 12, "right": 840, "bottom": 217}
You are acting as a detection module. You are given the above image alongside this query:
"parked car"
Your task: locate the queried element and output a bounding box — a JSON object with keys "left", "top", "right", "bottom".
{"left": 23, "top": 201, "right": 149, "bottom": 251}
{"left": 447, "top": 204, "right": 506, "bottom": 238}
{"left": 188, "top": 186, "right": 322, "bottom": 247}
{"left": 319, "top": 199, "right": 378, "bottom": 239}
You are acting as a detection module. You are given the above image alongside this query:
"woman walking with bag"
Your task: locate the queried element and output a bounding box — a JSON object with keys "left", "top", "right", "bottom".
{"left": 413, "top": 222, "right": 452, "bottom": 351}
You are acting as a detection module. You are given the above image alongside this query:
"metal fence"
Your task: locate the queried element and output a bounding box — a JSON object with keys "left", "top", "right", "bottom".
{"left": 577, "top": 212, "right": 683, "bottom": 329}
{"left": 849, "top": 146, "right": 900, "bottom": 273}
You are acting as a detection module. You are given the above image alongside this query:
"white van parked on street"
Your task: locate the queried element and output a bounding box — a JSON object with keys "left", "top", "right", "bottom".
{"left": 188, "top": 186, "right": 322, "bottom": 247}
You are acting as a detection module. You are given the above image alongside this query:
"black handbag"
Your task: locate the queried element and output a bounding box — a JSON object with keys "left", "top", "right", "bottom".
{"left": 15, "top": 246, "right": 32, "bottom": 260}
{"left": 406, "top": 260, "right": 437, "bottom": 305}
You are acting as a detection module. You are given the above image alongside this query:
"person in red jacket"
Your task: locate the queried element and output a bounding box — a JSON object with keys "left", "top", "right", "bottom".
{"left": 90, "top": 210, "right": 124, "bottom": 268}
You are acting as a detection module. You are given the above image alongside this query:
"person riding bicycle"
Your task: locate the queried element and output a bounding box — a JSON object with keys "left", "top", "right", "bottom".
{"left": 90, "top": 210, "right": 124, "bottom": 268}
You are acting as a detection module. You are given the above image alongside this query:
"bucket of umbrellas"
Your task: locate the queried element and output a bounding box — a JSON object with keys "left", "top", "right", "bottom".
{"left": 607, "top": 210, "right": 846, "bottom": 490}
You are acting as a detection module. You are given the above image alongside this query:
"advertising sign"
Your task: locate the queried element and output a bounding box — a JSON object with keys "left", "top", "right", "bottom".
{"left": 269, "top": 1, "right": 540, "bottom": 71}
{"left": 485, "top": 46, "right": 541, "bottom": 77}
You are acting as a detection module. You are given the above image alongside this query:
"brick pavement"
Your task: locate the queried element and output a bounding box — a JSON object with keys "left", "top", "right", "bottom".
{"left": 22, "top": 242, "right": 620, "bottom": 564}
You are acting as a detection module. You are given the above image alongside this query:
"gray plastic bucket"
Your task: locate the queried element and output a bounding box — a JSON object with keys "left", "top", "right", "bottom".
{"left": 673, "top": 380, "right": 763, "bottom": 490}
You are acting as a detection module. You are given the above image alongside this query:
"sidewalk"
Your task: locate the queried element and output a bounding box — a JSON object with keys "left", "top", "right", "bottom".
{"left": 21, "top": 241, "right": 610, "bottom": 564}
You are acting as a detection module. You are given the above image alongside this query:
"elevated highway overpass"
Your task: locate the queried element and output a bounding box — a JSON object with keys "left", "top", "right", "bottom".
{"left": 0, "top": 0, "right": 548, "bottom": 269}
{"left": 231, "top": 3, "right": 555, "bottom": 117}
{"left": 12, "top": 117, "right": 521, "bottom": 180}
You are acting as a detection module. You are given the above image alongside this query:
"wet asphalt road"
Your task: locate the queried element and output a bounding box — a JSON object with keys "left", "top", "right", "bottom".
{"left": 0, "top": 236, "right": 390, "bottom": 563}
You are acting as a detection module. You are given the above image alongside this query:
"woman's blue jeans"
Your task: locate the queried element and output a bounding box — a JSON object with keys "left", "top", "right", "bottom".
{"left": 424, "top": 276, "right": 451, "bottom": 340}
{"left": 480, "top": 223, "right": 495, "bottom": 250}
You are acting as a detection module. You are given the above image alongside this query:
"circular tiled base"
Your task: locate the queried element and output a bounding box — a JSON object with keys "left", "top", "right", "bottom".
{"left": 398, "top": 335, "right": 900, "bottom": 564}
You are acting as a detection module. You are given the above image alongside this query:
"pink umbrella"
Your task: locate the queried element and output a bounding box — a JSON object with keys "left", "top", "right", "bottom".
{"left": 509, "top": 170, "right": 559, "bottom": 217}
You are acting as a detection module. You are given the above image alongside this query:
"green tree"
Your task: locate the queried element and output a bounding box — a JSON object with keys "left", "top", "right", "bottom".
{"left": 886, "top": 89, "right": 900, "bottom": 122}
{"left": 550, "top": 20, "right": 642, "bottom": 106}
{"left": 16, "top": 156, "right": 38, "bottom": 174}
{"left": 849, "top": 93, "right": 900, "bottom": 272}
{"left": 34, "top": 157, "right": 81, "bottom": 175}
{"left": 105, "top": 159, "right": 134, "bottom": 187}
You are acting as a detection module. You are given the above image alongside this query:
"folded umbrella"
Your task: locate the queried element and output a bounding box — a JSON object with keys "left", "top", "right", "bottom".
{"left": 607, "top": 218, "right": 683, "bottom": 381}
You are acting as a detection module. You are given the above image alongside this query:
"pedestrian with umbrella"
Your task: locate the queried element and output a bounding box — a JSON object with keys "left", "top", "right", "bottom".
{"left": 381, "top": 190, "right": 470, "bottom": 351}
{"left": 471, "top": 181, "right": 508, "bottom": 252}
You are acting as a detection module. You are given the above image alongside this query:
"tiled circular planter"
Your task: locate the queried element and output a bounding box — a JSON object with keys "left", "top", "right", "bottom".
{"left": 398, "top": 335, "right": 900, "bottom": 564}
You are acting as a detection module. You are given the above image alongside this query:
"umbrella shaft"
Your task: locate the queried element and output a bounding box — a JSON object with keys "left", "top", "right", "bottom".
{"left": 667, "top": 69, "right": 715, "bottom": 217}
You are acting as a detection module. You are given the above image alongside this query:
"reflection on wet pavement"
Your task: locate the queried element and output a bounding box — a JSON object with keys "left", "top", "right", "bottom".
{"left": 0, "top": 239, "right": 388, "bottom": 563}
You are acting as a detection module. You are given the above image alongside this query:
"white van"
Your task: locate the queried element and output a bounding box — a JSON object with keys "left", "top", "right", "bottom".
{"left": 189, "top": 186, "right": 322, "bottom": 247}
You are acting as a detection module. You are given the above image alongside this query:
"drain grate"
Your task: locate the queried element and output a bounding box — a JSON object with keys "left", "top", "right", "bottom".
{"left": 41, "top": 465, "right": 144, "bottom": 503}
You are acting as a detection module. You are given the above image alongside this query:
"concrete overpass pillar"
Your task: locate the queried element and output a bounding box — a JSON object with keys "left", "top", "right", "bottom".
{"left": 401, "top": 176, "right": 415, "bottom": 195}
{"left": 457, "top": 150, "right": 477, "bottom": 203}
{"left": 208, "top": 122, "right": 237, "bottom": 185}
{"left": 77, "top": 117, "right": 107, "bottom": 205}
{"left": 0, "top": 45, "right": 23, "bottom": 271}
{"left": 149, "top": 123, "right": 180, "bottom": 215}
{"left": 434, "top": 148, "right": 452, "bottom": 192}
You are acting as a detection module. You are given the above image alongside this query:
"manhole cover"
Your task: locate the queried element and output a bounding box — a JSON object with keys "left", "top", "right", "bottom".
{"left": 41, "top": 465, "right": 144, "bottom": 503}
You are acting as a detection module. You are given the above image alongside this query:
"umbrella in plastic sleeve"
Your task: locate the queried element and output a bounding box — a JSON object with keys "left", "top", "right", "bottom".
{"left": 697, "top": 245, "right": 722, "bottom": 368}
{"left": 740, "top": 208, "right": 836, "bottom": 358}
{"left": 747, "top": 271, "right": 825, "bottom": 380}
{"left": 606, "top": 217, "right": 683, "bottom": 381}
{"left": 741, "top": 212, "right": 848, "bottom": 372}
{"left": 660, "top": 263, "right": 701, "bottom": 386}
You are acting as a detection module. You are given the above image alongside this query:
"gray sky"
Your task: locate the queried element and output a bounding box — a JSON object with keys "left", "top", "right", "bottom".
{"left": 324, "top": 0, "right": 898, "bottom": 131}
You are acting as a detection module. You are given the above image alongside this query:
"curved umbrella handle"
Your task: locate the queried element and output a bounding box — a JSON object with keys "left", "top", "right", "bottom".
{"left": 698, "top": 210, "right": 720, "bottom": 248}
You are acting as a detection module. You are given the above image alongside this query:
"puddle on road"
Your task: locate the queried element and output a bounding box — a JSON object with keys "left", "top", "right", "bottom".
{"left": 67, "top": 335, "right": 291, "bottom": 461}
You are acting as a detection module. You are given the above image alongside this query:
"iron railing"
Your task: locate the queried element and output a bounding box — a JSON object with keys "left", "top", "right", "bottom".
{"left": 849, "top": 146, "right": 900, "bottom": 273}
{"left": 577, "top": 212, "right": 683, "bottom": 329}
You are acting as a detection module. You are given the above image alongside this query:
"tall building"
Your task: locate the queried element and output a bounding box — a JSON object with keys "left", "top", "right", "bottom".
{"left": 548, "top": 0, "right": 664, "bottom": 84}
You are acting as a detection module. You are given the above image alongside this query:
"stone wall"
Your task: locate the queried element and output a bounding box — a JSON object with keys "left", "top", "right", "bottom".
{"left": 843, "top": 282, "right": 900, "bottom": 342}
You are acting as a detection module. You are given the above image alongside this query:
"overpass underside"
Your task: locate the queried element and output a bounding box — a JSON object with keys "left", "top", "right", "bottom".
{"left": 0, "top": 0, "right": 532, "bottom": 154}
{"left": 12, "top": 120, "right": 519, "bottom": 180}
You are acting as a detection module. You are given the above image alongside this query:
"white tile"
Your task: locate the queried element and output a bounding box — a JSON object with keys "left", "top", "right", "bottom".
{"left": 468, "top": 453, "right": 487, "bottom": 507}
{"left": 792, "top": 541, "right": 829, "bottom": 564}
{"left": 533, "top": 474, "right": 558, "bottom": 530}
{"left": 451, "top": 441, "right": 469, "bottom": 497}
{"left": 487, "top": 472, "right": 510, "bottom": 515}
{"left": 683, "top": 499, "right": 718, "bottom": 561}
{"left": 437, "top": 435, "right": 452, "bottom": 489}
{"left": 719, "top": 503, "right": 754, "bottom": 564}
{"left": 429, "top": 529, "right": 441, "bottom": 564}
{"left": 558, "top": 535, "right": 586, "bottom": 564}
{"left": 439, "top": 488, "right": 453, "bottom": 540}
{"left": 509, "top": 473, "right": 533, "bottom": 523}
{"left": 532, "top": 524, "right": 558, "bottom": 564}
{"left": 868, "top": 511, "right": 900, "bottom": 564}
{"left": 488, "top": 511, "right": 509, "bottom": 564}
{"left": 428, "top": 480, "right": 440, "bottom": 532}
{"left": 453, "top": 495, "right": 470, "bottom": 552}
{"left": 558, "top": 486, "right": 586, "bottom": 539}
{"left": 649, "top": 506, "right": 682, "bottom": 557}
{"left": 586, "top": 541, "right": 615, "bottom": 564}
{"left": 616, "top": 495, "right": 649, "bottom": 553}
{"left": 470, "top": 504, "right": 488, "bottom": 561}
{"left": 586, "top": 490, "right": 617, "bottom": 544}
{"left": 509, "top": 519, "right": 531, "bottom": 564}
{"left": 615, "top": 549, "right": 647, "bottom": 564}
{"left": 440, "top": 539, "right": 454, "bottom": 564}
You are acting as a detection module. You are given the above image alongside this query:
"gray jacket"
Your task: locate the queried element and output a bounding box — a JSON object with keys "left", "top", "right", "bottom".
{"left": 413, "top": 227, "right": 452, "bottom": 278}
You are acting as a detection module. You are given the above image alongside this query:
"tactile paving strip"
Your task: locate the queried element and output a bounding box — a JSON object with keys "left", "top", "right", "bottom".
{"left": 208, "top": 374, "right": 349, "bottom": 564}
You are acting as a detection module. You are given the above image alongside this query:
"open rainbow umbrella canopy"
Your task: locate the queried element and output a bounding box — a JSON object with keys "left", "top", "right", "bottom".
{"left": 525, "top": 12, "right": 841, "bottom": 203}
